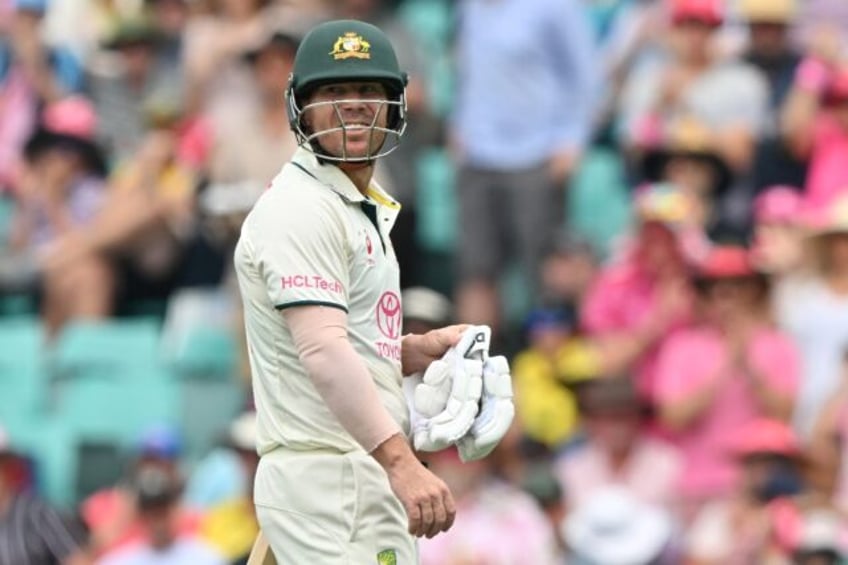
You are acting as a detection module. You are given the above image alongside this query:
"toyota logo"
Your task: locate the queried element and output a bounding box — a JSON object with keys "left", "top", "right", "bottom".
{"left": 376, "top": 291, "right": 401, "bottom": 339}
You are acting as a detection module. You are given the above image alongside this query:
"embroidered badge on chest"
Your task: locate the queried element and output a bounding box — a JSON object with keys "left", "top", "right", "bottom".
{"left": 364, "top": 232, "right": 377, "bottom": 267}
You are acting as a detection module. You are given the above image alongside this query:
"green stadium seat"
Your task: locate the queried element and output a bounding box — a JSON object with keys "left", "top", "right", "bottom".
{"left": 0, "top": 294, "right": 37, "bottom": 318}
{"left": 160, "top": 289, "right": 240, "bottom": 378}
{"left": 157, "top": 290, "right": 245, "bottom": 460}
{"left": 0, "top": 318, "right": 48, "bottom": 438}
{"left": 53, "top": 368, "right": 179, "bottom": 442}
{"left": 178, "top": 377, "right": 245, "bottom": 464}
{"left": 13, "top": 419, "right": 78, "bottom": 509}
{"left": 397, "top": 0, "right": 454, "bottom": 115}
{"left": 168, "top": 327, "right": 238, "bottom": 377}
{"left": 48, "top": 319, "right": 180, "bottom": 453}
{"left": 416, "top": 149, "right": 457, "bottom": 253}
{"left": 74, "top": 441, "right": 125, "bottom": 503}
{"left": 398, "top": 0, "right": 452, "bottom": 45}
{"left": 0, "top": 316, "right": 43, "bottom": 367}
{"left": 0, "top": 366, "right": 47, "bottom": 441}
{"left": 50, "top": 318, "right": 162, "bottom": 378}
{"left": 568, "top": 147, "right": 633, "bottom": 257}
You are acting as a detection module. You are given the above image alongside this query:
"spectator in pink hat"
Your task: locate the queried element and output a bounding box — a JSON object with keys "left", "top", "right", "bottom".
{"left": 654, "top": 246, "right": 799, "bottom": 517}
{"left": 7, "top": 95, "right": 113, "bottom": 334}
{"left": 0, "top": 0, "right": 84, "bottom": 191}
{"left": 685, "top": 418, "right": 804, "bottom": 564}
{"left": 776, "top": 196, "right": 848, "bottom": 439}
{"left": 782, "top": 28, "right": 848, "bottom": 208}
{"left": 581, "top": 182, "right": 700, "bottom": 402}
{"left": 39, "top": 109, "right": 200, "bottom": 316}
{"left": 750, "top": 185, "right": 806, "bottom": 276}
{"left": 690, "top": 417, "right": 844, "bottom": 564}
{"left": 620, "top": 0, "right": 769, "bottom": 175}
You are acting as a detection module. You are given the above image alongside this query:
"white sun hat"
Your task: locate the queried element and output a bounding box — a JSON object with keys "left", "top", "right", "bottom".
{"left": 564, "top": 486, "right": 673, "bottom": 565}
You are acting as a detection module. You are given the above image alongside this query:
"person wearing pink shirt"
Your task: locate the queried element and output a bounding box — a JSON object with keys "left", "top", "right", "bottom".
{"left": 581, "top": 183, "right": 701, "bottom": 401}
{"left": 417, "top": 447, "right": 558, "bottom": 565}
{"left": 782, "top": 33, "right": 848, "bottom": 208}
{"left": 655, "top": 246, "right": 799, "bottom": 518}
{"left": 750, "top": 185, "right": 806, "bottom": 276}
{"left": 685, "top": 418, "right": 805, "bottom": 565}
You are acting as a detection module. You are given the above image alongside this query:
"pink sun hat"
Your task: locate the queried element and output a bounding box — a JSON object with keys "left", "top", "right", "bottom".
{"left": 670, "top": 0, "right": 725, "bottom": 26}
{"left": 754, "top": 186, "right": 803, "bottom": 225}
{"left": 727, "top": 418, "right": 800, "bottom": 459}
{"left": 23, "top": 96, "right": 107, "bottom": 175}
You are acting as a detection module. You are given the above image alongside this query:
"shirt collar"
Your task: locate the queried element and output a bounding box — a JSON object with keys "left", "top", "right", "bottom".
{"left": 291, "top": 147, "right": 365, "bottom": 203}
{"left": 290, "top": 147, "right": 401, "bottom": 212}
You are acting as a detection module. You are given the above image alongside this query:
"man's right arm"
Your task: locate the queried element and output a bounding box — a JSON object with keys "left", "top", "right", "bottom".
{"left": 283, "top": 305, "right": 456, "bottom": 538}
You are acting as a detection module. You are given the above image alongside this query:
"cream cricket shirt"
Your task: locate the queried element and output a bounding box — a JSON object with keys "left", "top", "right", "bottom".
{"left": 234, "top": 148, "right": 406, "bottom": 456}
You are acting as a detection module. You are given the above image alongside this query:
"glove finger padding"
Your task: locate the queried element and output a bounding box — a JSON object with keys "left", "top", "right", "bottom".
{"left": 421, "top": 357, "right": 483, "bottom": 443}
{"left": 413, "top": 359, "right": 452, "bottom": 418}
{"left": 412, "top": 326, "right": 490, "bottom": 452}
{"left": 458, "top": 355, "right": 515, "bottom": 462}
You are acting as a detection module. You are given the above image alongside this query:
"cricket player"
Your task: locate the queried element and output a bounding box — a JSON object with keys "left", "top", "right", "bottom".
{"left": 234, "top": 19, "right": 471, "bottom": 564}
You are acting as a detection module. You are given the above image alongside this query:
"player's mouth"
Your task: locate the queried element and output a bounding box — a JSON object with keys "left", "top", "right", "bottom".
{"left": 341, "top": 123, "right": 375, "bottom": 140}
{"left": 342, "top": 120, "right": 373, "bottom": 129}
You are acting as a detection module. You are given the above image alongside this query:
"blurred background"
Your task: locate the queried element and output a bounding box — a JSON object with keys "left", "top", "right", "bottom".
{"left": 2, "top": 0, "right": 848, "bottom": 563}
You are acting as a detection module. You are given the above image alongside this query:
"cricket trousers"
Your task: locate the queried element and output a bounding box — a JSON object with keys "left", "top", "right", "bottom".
{"left": 254, "top": 447, "right": 418, "bottom": 564}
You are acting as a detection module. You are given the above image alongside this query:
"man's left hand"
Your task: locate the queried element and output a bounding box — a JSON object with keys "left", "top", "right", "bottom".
{"left": 402, "top": 324, "right": 469, "bottom": 376}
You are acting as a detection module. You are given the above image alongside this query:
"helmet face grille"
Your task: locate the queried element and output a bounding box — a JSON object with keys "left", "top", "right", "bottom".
{"left": 283, "top": 19, "right": 408, "bottom": 162}
{"left": 286, "top": 90, "right": 407, "bottom": 162}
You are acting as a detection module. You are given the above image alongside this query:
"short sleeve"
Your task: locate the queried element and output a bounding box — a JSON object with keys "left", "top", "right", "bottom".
{"left": 251, "top": 194, "right": 350, "bottom": 312}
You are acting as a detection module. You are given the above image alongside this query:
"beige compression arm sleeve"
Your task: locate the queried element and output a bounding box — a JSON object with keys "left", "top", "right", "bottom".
{"left": 282, "top": 305, "right": 402, "bottom": 453}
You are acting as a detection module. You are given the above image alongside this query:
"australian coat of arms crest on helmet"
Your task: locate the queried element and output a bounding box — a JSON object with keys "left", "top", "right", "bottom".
{"left": 330, "top": 32, "right": 371, "bottom": 60}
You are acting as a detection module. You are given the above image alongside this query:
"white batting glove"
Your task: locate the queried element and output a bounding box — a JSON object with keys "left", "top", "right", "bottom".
{"left": 412, "top": 326, "right": 488, "bottom": 452}
{"left": 457, "top": 355, "right": 515, "bottom": 462}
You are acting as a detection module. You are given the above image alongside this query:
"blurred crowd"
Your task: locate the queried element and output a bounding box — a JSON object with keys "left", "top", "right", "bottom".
{"left": 3, "top": 0, "right": 848, "bottom": 563}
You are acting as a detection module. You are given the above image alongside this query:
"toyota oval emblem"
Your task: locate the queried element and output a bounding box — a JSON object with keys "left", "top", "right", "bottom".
{"left": 376, "top": 291, "right": 401, "bottom": 339}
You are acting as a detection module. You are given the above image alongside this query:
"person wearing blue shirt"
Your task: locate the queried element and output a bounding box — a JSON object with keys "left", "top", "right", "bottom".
{"left": 450, "top": 0, "right": 600, "bottom": 337}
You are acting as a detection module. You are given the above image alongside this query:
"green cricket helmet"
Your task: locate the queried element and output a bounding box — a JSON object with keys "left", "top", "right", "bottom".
{"left": 285, "top": 19, "right": 409, "bottom": 162}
